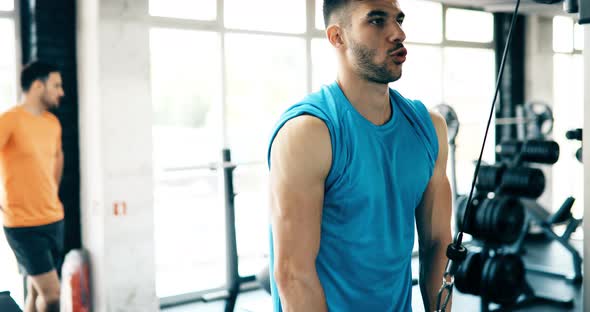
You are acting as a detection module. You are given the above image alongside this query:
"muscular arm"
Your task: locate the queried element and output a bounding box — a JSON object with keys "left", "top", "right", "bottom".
{"left": 269, "top": 115, "right": 332, "bottom": 312}
{"left": 416, "top": 112, "right": 453, "bottom": 312}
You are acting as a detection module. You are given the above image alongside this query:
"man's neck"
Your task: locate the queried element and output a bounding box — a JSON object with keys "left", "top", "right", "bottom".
{"left": 337, "top": 71, "right": 391, "bottom": 126}
{"left": 21, "top": 97, "right": 45, "bottom": 116}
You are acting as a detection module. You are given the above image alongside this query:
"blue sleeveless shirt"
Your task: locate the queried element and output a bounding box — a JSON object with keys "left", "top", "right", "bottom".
{"left": 267, "top": 82, "right": 439, "bottom": 312}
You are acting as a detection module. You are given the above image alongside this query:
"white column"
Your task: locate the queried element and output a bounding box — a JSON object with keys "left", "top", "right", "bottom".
{"left": 77, "top": 0, "right": 158, "bottom": 311}
{"left": 583, "top": 23, "right": 590, "bottom": 312}
{"left": 525, "top": 15, "right": 554, "bottom": 209}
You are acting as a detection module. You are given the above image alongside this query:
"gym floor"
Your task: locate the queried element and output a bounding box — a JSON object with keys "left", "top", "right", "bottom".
{"left": 163, "top": 239, "right": 583, "bottom": 312}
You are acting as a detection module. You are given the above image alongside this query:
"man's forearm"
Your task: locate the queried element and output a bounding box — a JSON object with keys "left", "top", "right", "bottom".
{"left": 419, "top": 241, "right": 451, "bottom": 312}
{"left": 276, "top": 272, "right": 327, "bottom": 312}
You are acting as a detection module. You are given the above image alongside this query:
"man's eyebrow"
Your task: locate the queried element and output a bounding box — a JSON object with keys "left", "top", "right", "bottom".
{"left": 366, "top": 10, "right": 388, "bottom": 18}
{"left": 365, "top": 9, "right": 405, "bottom": 19}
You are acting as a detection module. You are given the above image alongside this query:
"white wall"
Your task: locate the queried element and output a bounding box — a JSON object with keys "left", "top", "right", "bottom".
{"left": 77, "top": 0, "right": 158, "bottom": 311}
{"left": 525, "top": 15, "right": 555, "bottom": 209}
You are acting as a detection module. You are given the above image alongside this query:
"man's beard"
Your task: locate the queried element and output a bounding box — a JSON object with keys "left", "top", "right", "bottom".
{"left": 41, "top": 92, "right": 58, "bottom": 109}
{"left": 349, "top": 40, "right": 402, "bottom": 84}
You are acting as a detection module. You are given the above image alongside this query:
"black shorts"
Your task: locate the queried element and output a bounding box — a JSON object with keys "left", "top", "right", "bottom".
{"left": 3, "top": 220, "right": 64, "bottom": 276}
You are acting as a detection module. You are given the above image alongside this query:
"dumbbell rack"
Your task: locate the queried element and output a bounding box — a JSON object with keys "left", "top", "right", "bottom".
{"left": 511, "top": 197, "right": 583, "bottom": 284}
{"left": 480, "top": 278, "right": 574, "bottom": 312}
{"left": 482, "top": 140, "right": 583, "bottom": 283}
{"left": 501, "top": 140, "right": 583, "bottom": 284}
{"left": 460, "top": 245, "right": 575, "bottom": 312}
{"left": 457, "top": 139, "right": 580, "bottom": 311}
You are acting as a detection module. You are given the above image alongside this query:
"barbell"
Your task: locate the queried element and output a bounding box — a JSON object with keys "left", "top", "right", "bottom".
{"left": 497, "top": 101, "right": 554, "bottom": 137}
{"left": 433, "top": 101, "right": 554, "bottom": 142}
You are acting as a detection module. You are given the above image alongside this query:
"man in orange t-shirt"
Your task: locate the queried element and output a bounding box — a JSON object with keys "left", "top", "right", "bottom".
{"left": 1, "top": 61, "right": 65, "bottom": 312}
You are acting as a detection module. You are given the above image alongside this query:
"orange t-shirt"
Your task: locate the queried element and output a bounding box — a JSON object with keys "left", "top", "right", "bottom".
{"left": 0, "top": 106, "right": 64, "bottom": 227}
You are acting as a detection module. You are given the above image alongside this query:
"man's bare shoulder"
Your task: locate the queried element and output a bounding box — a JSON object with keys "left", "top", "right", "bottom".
{"left": 427, "top": 110, "right": 449, "bottom": 171}
{"left": 271, "top": 115, "right": 332, "bottom": 177}
{"left": 428, "top": 110, "right": 448, "bottom": 137}
{"left": 283, "top": 115, "right": 328, "bottom": 131}
{"left": 274, "top": 115, "right": 331, "bottom": 148}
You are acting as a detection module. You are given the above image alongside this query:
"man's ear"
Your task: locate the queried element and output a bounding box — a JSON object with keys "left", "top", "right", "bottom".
{"left": 31, "top": 79, "right": 44, "bottom": 92}
{"left": 326, "top": 24, "right": 345, "bottom": 48}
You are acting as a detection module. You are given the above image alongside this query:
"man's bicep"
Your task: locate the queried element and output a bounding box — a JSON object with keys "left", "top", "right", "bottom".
{"left": 416, "top": 175, "right": 453, "bottom": 256}
{"left": 270, "top": 172, "right": 325, "bottom": 270}
{"left": 417, "top": 112, "right": 453, "bottom": 245}
{"left": 269, "top": 116, "right": 332, "bottom": 272}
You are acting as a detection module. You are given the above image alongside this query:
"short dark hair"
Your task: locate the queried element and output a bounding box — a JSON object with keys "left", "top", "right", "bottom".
{"left": 323, "top": 0, "right": 352, "bottom": 29}
{"left": 20, "top": 61, "right": 59, "bottom": 92}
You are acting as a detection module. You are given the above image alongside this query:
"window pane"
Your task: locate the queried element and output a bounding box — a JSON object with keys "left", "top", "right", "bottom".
{"left": 150, "top": 28, "right": 225, "bottom": 297}
{"left": 225, "top": 33, "right": 307, "bottom": 162}
{"left": 312, "top": 38, "right": 337, "bottom": 91}
{"left": 154, "top": 169, "right": 225, "bottom": 297}
{"left": 392, "top": 44, "right": 443, "bottom": 107}
{"left": 316, "top": 0, "right": 324, "bottom": 30}
{"left": 149, "top": 0, "right": 216, "bottom": 20}
{"left": 399, "top": 0, "right": 443, "bottom": 44}
{"left": 443, "top": 47, "right": 496, "bottom": 196}
{"left": 150, "top": 28, "right": 222, "bottom": 168}
{"left": 552, "top": 54, "right": 584, "bottom": 218}
{"left": 574, "top": 23, "right": 584, "bottom": 51}
{"left": 0, "top": 18, "right": 16, "bottom": 112}
{"left": 0, "top": 0, "right": 13, "bottom": 11}
{"left": 446, "top": 8, "right": 494, "bottom": 43}
{"left": 0, "top": 17, "right": 21, "bottom": 309}
{"left": 225, "top": 0, "right": 306, "bottom": 34}
{"left": 234, "top": 164, "right": 270, "bottom": 277}
{"left": 553, "top": 16, "right": 574, "bottom": 53}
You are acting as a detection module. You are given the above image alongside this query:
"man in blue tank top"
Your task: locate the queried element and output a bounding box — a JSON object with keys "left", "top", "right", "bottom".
{"left": 267, "top": 1, "right": 453, "bottom": 311}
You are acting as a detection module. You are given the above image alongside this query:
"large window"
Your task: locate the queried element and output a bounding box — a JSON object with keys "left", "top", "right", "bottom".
{"left": 149, "top": 0, "right": 496, "bottom": 301}
{"left": 149, "top": 0, "right": 309, "bottom": 299}
{"left": 552, "top": 16, "right": 584, "bottom": 218}
{"left": 150, "top": 27, "right": 226, "bottom": 297}
{"left": 0, "top": 1, "right": 22, "bottom": 308}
